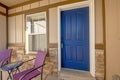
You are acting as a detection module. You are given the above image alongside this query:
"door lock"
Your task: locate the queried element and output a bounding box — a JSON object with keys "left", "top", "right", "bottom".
{"left": 61, "top": 43, "right": 63, "bottom": 48}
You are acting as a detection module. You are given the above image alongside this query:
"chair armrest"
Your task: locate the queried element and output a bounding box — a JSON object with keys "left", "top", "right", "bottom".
{"left": 22, "top": 58, "right": 36, "bottom": 64}
{"left": 19, "top": 64, "right": 45, "bottom": 80}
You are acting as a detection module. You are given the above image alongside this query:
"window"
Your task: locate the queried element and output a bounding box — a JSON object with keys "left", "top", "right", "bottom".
{"left": 26, "top": 12, "right": 47, "bottom": 54}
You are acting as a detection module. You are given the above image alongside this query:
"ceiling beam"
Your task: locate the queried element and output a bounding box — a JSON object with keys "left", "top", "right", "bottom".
{"left": 0, "top": 2, "right": 8, "bottom": 9}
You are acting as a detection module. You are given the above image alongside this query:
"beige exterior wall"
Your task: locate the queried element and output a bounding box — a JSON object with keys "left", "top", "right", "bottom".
{"left": 8, "top": 0, "right": 104, "bottom": 44}
{"left": 8, "top": 0, "right": 68, "bottom": 44}
{"left": 49, "top": 7, "right": 58, "bottom": 43}
{"left": 0, "top": 5, "right": 7, "bottom": 49}
{"left": 105, "top": 0, "right": 120, "bottom": 80}
{"left": 0, "top": 6, "right": 6, "bottom": 13}
{"left": 15, "top": 7, "right": 22, "bottom": 13}
{"left": 8, "top": 14, "right": 25, "bottom": 43}
{"left": 30, "top": 2, "right": 39, "bottom": 9}
{"left": 16, "top": 15, "right": 23, "bottom": 43}
{"left": 95, "top": 0, "right": 103, "bottom": 44}
{"left": 49, "top": 0, "right": 60, "bottom": 4}
{"left": 39, "top": 0, "right": 49, "bottom": 7}
{"left": 0, "top": 14, "right": 7, "bottom": 49}
{"left": 8, "top": 0, "right": 65, "bottom": 15}
{"left": 8, "top": 8, "right": 16, "bottom": 14}
{"left": 8, "top": 16, "right": 16, "bottom": 43}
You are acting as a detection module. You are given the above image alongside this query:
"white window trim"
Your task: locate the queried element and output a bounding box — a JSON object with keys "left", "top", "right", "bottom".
{"left": 26, "top": 12, "right": 47, "bottom": 54}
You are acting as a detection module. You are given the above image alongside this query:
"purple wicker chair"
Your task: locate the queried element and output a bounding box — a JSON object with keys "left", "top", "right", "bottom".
{"left": 13, "top": 50, "right": 47, "bottom": 80}
{"left": 0, "top": 49, "right": 12, "bottom": 80}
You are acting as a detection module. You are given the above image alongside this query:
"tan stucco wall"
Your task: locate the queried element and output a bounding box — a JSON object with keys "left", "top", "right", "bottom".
{"left": 49, "top": 0, "right": 104, "bottom": 44}
{"left": 49, "top": 7, "right": 58, "bottom": 43}
{"left": 0, "top": 5, "right": 7, "bottom": 49}
{"left": 0, "top": 14, "right": 7, "bottom": 49}
{"left": 8, "top": 0, "right": 65, "bottom": 44}
{"left": 48, "top": 0, "right": 104, "bottom": 44}
{"left": 8, "top": 14, "right": 24, "bottom": 43}
{"left": 8, "top": 0, "right": 104, "bottom": 44}
{"left": 105, "top": 0, "right": 120, "bottom": 80}
{"left": 8, "top": 16, "right": 16, "bottom": 43}
{"left": 95, "top": 0, "right": 103, "bottom": 44}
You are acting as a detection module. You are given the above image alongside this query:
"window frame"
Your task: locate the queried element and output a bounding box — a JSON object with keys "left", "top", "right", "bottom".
{"left": 25, "top": 12, "right": 47, "bottom": 54}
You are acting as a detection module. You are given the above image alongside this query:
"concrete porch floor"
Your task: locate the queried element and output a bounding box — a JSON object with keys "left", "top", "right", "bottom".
{"left": 34, "top": 68, "right": 96, "bottom": 80}
{"left": 58, "top": 68, "right": 96, "bottom": 80}
{"left": 42, "top": 68, "right": 96, "bottom": 80}
{"left": 2, "top": 68, "right": 95, "bottom": 80}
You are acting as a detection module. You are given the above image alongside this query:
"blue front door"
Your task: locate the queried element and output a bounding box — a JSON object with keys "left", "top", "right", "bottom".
{"left": 61, "top": 7, "right": 89, "bottom": 71}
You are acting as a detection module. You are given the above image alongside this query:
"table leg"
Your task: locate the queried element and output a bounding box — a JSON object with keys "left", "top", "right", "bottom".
{"left": 7, "top": 71, "right": 12, "bottom": 80}
{"left": 0, "top": 71, "right": 2, "bottom": 80}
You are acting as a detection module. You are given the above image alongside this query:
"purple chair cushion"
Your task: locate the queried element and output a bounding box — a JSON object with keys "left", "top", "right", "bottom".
{"left": 0, "top": 49, "right": 12, "bottom": 66}
{"left": 13, "top": 67, "right": 41, "bottom": 80}
{"left": 35, "top": 50, "right": 46, "bottom": 67}
{"left": 13, "top": 50, "right": 46, "bottom": 80}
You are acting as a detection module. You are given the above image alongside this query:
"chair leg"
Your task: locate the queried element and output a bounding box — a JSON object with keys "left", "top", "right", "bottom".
{"left": 17, "top": 67, "right": 20, "bottom": 72}
{"left": 14, "top": 67, "right": 19, "bottom": 73}
{"left": 41, "top": 72, "right": 43, "bottom": 80}
{"left": 0, "top": 71, "right": 2, "bottom": 80}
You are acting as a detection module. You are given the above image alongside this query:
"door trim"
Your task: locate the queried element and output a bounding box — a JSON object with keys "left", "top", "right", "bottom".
{"left": 58, "top": 0, "right": 95, "bottom": 77}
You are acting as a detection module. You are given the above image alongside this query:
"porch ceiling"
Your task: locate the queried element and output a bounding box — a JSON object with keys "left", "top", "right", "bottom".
{"left": 0, "top": 0, "right": 30, "bottom": 7}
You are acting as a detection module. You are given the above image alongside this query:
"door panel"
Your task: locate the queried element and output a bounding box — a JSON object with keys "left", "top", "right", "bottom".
{"left": 61, "top": 7, "right": 89, "bottom": 71}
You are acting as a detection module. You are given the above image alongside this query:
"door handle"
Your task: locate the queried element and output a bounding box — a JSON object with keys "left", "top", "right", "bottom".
{"left": 61, "top": 43, "right": 64, "bottom": 48}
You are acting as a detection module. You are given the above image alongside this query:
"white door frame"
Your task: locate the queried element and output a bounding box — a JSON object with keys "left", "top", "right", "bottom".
{"left": 58, "top": 0, "right": 95, "bottom": 77}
